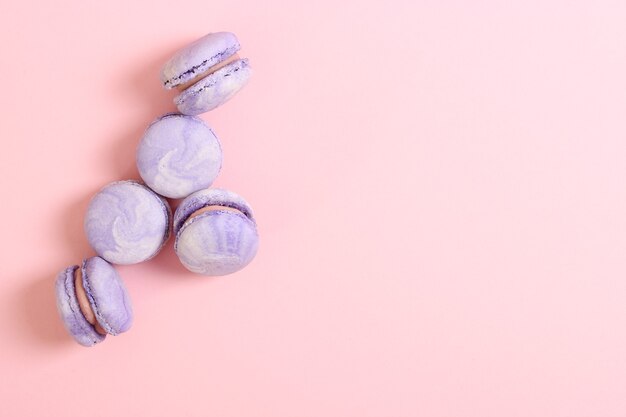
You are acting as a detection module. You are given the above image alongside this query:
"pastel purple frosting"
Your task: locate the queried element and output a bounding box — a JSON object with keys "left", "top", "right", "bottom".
{"left": 84, "top": 180, "right": 171, "bottom": 265}
{"left": 136, "top": 113, "right": 222, "bottom": 199}
{"left": 174, "top": 188, "right": 259, "bottom": 276}
{"left": 55, "top": 257, "right": 133, "bottom": 347}
{"left": 161, "top": 32, "right": 241, "bottom": 89}
{"left": 174, "top": 58, "right": 251, "bottom": 115}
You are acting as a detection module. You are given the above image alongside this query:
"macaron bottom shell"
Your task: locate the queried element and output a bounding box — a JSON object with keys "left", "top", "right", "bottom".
{"left": 174, "top": 58, "right": 251, "bottom": 116}
{"left": 81, "top": 256, "right": 133, "bottom": 336}
{"left": 175, "top": 208, "right": 259, "bottom": 275}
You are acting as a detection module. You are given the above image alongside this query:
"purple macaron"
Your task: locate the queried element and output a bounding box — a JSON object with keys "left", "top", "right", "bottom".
{"left": 160, "top": 32, "right": 251, "bottom": 115}
{"left": 84, "top": 180, "right": 171, "bottom": 265}
{"left": 136, "top": 113, "right": 222, "bottom": 199}
{"left": 55, "top": 256, "right": 133, "bottom": 347}
{"left": 173, "top": 188, "right": 259, "bottom": 276}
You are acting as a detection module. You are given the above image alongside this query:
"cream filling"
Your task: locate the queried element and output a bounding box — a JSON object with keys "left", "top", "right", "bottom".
{"left": 187, "top": 205, "right": 244, "bottom": 222}
{"left": 74, "top": 268, "right": 107, "bottom": 335}
{"left": 177, "top": 53, "right": 241, "bottom": 90}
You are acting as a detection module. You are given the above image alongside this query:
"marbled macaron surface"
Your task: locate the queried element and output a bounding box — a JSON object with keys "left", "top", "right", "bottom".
{"left": 136, "top": 113, "right": 222, "bottom": 199}
{"left": 174, "top": 188, "right": 259, "bottom": 276}
{"left": 84, "top": 180, "right": 171, "bottom": 265}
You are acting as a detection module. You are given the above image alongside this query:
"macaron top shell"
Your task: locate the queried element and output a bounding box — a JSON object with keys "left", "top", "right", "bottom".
{"left": 174, "top": 188, "right": 259, "bottom": 276}
{"left": 161, "top": 32, "right": 240, "bottom": 89}
{"left": 84, "top": 180, "right": 171, "bottom": 265}
{"left": 136, "top": 113, "right": 222, "bottom": 199}
{"left": 82, "top": 257, "right": 133, "bottom": 336}
{"left": 174, "top": 58, "right": 251, "bottom": 115}
{"left": 55, "top": 265, "right": 106, "bottom": 347}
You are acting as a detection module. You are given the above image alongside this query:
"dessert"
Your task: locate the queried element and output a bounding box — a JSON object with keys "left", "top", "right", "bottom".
{"left": 161, "top": 32, "right": 251, "bottom": 115}
{"left": 136, "top": 113, "right": 222, "bottom": 199}
{"left": 84, "top": 180, "right": 171, "bottom": 264}
{"left": 173, "top": 188, "right": 259, "bottom": 275}
{"left": 55, "top": 257, "right": 133, "bottom": 347}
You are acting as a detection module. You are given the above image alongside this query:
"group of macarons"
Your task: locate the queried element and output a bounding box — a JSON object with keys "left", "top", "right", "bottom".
{"left": 55, "top": 32, "right": 258, "bottom": 347}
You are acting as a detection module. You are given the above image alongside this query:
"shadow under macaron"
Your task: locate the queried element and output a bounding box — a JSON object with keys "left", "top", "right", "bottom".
{"left": 106, "top": 41, "right": 182, "bottom": 186}
{"left": 125, "top": 41, "right": 181, "bottom": 117}
{"left": 60, "top": 191, "right": 98, "bottom": 260}
{"left": 137, "top": 233, "right": 191, "bottom": 279}
{"left": 16, "top": 273, "right": 72, "bottom": 347}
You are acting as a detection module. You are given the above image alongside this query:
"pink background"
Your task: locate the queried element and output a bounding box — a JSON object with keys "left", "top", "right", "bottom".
{"left": 1, "top": 1, "right": 626, "bottom": 416}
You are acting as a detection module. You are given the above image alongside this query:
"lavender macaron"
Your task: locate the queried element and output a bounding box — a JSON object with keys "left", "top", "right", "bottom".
{"left": 173, "top": 188, "right": 259, "bottom": 276}
{"left": 136, "top": 113, "right": 222, "bottom": 199}
{"left": 55, "top": 256, "right": 133, "bottom": 347}
{"left": 161, "top": 32, "right": 251, "bottom": 115}
{"left": 84, "top": 180, "right": 171, "bottom": 265}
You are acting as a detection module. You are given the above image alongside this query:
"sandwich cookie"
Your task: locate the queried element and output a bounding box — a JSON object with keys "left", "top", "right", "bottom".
{"left": 173, "top": 188, "right": 259, "bottom": 276}
{"left": 161, "top": 32, "right": 251, "bottom": 115}
{"left": 55, "top": 256, "right": 133, "bottom": 347}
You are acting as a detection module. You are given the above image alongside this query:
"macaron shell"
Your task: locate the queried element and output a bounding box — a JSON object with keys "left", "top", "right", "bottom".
{"left": 173, "top": 188, "right": 255, "bottom": 237}
{"left": 82, "top": 257, "right": 133, "bottom": 336}
{"left": 55, "top": 266, "right": 106, "bottom": 347}
{"left": 175, "top": 210, "right": 259, "bottom": 276}
{"left": 136, "top": 114, "right": 222, "bottom": 199}
{"left": 161, "top": 32, "right": 241, "bottom": 89}
{"left": 174, "top": 58, "right": 251, "bottom": 116}
{"left": 85, "top": 180, "right": 171, "bottom": 265}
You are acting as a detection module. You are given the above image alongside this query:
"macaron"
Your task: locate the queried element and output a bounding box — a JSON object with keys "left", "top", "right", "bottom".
{"left": 136, "top": 113, "right": 222, "bottom": 199}
{"left": 55, "top": 256, "right": 133, "bottom": 347}
{"left": 173, "top": 188, "right": 259, "bottom": 276}
{"left": 161, "top": 32, "right": 251, "bottom": 115}
{"left": 84, "top": 180, "right": 171, "bottom": 265}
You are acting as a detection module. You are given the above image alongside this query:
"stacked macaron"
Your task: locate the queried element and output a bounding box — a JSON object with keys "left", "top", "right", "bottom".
{"left": 56, "top": 32, "right": 259, "bottom": 347}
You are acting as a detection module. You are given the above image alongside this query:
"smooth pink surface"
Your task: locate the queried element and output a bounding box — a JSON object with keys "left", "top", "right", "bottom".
{"left": 2, "top": 1, "right": 626, "bottom": 416}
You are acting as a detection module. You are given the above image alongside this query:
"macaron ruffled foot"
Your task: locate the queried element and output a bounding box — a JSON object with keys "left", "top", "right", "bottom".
{"left": 55, "top": 256, "right": 133, "bottom": 347}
